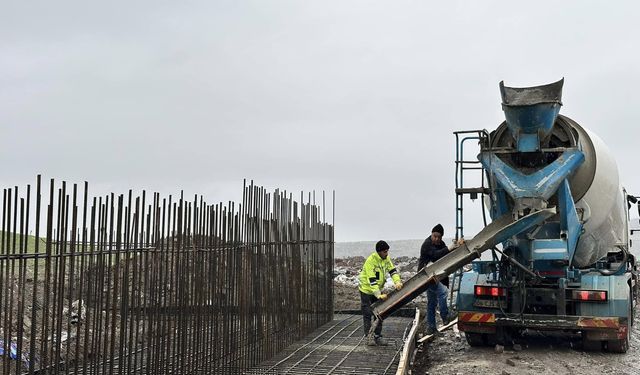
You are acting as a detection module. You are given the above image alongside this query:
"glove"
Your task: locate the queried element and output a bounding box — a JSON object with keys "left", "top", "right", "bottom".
{"left": 395, "top": 282, "right": 403, "bottom": 290}
{"left": 379, "top": 294, "right": 388, "bottom": 300}
{"left": 449, "top": 237, "right": 465, "bottom": 251}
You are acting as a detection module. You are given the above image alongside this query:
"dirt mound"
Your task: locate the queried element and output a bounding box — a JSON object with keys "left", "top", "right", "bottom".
{"left": 333, "top": 256, "right": 425, "bottom": 312}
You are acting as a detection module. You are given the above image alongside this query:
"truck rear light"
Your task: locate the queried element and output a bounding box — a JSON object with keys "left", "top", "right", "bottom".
{"left": 571, "top": 290, "right": 607, "bottom": 302}
{"left": 474, "top": 285, "right": 506, "bottom": 297}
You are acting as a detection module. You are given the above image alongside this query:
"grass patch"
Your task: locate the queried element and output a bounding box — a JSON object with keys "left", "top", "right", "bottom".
{"left": 0, "top": 231, "right": 45, "bottom": 254}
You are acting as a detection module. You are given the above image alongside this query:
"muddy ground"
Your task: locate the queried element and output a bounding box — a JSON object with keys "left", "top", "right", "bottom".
{"left": 334, "top": 257, "right": 640, "bottom": 375}
{"left": 411, "top": 313, "right": 640, "bottom": 375}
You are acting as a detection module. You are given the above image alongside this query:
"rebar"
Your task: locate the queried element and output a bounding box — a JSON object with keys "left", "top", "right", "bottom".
{"left": 246, "top": 314, "right": 412, "bottom": 375}
{"left": 0, "top": 177, "right": 334, "bottom": 374}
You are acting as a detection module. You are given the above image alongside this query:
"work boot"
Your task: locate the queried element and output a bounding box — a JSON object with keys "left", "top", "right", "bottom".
{"left": 374, "top": 335, "right": 389, "bottom": 346}
{"left": 442, "top": 313, "right": 456, "bottom": 326}
{"left": 366, "top": 335, "right": 377, "bottom": 346}
{"left": 425, "top": 326, "right": 437, "bottom": 336}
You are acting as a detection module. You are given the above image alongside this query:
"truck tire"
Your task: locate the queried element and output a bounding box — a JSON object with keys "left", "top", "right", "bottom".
{"left": 630, "top": 284, "right": 635, "bottom": 327}
{"left": 484, "top": 333, "right": 498, "bottom": 346}
{"left": 465, "top": 332, "right": 485, "bottom": 347}
{"left": 607, "top": 337, "right": 628, "bottom": 353}
{"left": 582, "top": 337, "right": 602, "bottom": 351}
{"left": 606, "top": 286, "right": 632, "bottom": 353}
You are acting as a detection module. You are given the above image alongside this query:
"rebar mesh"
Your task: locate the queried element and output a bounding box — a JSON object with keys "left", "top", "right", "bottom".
{"left": 0, "top": 177, "right": 334, "bottom": 374}
{"left": 245, "top": 314, "right": 412, "bottom": 375}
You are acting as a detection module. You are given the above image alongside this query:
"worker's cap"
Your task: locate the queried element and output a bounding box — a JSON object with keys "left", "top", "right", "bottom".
{"left": 432, "top": 224, "right": 444, "bottom": 236}
{"left": 375, "top": 240, "right": 390, "bottom": 253}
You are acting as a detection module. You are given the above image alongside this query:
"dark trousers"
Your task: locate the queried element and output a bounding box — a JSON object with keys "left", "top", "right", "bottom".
{"left": 360, "top": 291, "right": 383, "bottom": 337}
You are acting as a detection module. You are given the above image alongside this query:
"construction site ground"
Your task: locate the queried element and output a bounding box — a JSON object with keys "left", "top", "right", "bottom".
{"left": 334, "top": 277, "right": 640, "bottom": 375}
{"left": 245, "top": 313, "right": 414, "bottom": 374}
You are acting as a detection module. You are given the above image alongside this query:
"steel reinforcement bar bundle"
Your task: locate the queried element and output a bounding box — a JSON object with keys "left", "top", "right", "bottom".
{"left": 0, "top": 176, "right": 334, "bottom": 374}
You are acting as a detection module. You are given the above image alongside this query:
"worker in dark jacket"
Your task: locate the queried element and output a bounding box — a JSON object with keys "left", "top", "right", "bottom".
{"left": 419, "top": 224, "right": 463, "bottom": 334}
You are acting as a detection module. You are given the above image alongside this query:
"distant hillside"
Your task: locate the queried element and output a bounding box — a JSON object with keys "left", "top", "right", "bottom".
{"left": 0, "top": 231, "right": 44, "bottom": 253}
{"left": 335, "top": 238, "right": 453, "bottom": 258}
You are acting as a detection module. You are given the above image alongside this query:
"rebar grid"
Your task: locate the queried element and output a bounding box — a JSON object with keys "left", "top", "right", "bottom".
{"left": 246, "top": 314, "right": 411, "bottom": 375}
{"left": 0, "top": 177, "right": 334, "bottom": 374}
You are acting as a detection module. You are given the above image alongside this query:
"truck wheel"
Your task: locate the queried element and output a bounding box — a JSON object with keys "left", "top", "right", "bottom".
{"left": 630, "top": 286, "right": 635, "bottom": 327}
{"left": 484, "top": 333, "right": 498, "bottom": 346}
{"left": 607, "top": 337, "right": 628, "bottom": 353}
{"left": 582, "top": 337, "right": 602, "bottom": 351}
{"left": 607, "top": 287, "right": 632, "bottom": 353}
{"left": 465, "top": 332, "right": 485, "bottom": 347}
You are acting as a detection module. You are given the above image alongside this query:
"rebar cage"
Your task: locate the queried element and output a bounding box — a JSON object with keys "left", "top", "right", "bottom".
{"left": 0, "top": 177, "right": 334, "bottom": 374}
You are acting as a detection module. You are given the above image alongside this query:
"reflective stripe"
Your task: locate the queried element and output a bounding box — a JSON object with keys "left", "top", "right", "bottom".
{"left": 578, "top": 317, "right": 619, "bottom": 329}
{"left": 389, "top": 268, "right": 397, "bottom": 275}
{"left": 459, "top": 312, "right": 495, "bottom": 323}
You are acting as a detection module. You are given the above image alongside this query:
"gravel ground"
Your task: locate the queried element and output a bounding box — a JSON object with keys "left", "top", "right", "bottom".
{"left": 411, "top": 312, "right": 640, "bottom": 375}
{"left": 334, "top": 256, "right": 640, "bottom": 375}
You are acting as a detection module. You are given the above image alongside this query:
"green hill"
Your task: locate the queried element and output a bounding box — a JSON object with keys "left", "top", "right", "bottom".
{"left": 0, "top": 231, "right": 45, "bottom": 253}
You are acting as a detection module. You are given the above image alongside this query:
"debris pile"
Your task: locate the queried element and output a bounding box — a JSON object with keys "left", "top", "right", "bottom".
{"left": 333, "top": 256, "right": 426, "bottom": 310}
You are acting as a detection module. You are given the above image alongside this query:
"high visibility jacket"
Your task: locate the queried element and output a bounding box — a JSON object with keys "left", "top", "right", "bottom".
{"left": 358, "top": 252, "right": 401, "bottom": 296}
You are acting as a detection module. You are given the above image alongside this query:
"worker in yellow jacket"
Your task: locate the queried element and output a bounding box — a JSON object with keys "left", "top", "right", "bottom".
{"left": 358, "top": 240, "right": 403, "bottom": 346}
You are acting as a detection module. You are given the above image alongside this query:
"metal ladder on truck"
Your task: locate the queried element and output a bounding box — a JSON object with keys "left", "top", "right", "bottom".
{"left": 371, "top": 128, "right": 558, "bottom": 324}
{"left": 448, "top": 130, "right": 492, "bottom": 314}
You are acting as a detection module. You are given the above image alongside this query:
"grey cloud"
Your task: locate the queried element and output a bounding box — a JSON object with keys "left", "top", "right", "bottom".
{"left": 2, "top": 1, "right": 640, "bottom": 241}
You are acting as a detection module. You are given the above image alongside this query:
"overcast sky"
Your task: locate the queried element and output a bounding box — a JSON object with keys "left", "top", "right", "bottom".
{"left": 2, "top": 1, "right": 640, "bottom": 242}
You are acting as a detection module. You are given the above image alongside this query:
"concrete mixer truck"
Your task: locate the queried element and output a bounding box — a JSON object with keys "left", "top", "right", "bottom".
{"left": 371, "top": 79, "right": 640, "bottom": 353}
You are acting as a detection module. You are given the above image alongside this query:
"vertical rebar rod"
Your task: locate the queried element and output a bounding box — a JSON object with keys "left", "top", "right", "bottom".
{"left": 0, "top": 177, "right": 333, "bottom": 374}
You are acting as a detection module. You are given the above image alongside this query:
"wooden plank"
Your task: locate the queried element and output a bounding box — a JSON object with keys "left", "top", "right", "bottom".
{"left": 396, "top": 308, "right": 420, "bottom": 375}
{"left": 417, "top": 318, "right": 459, "bottom": 344}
